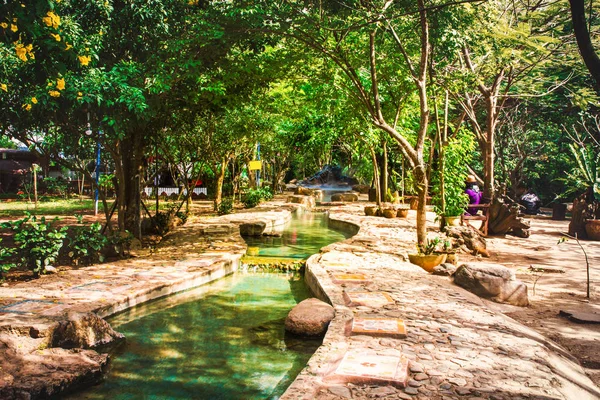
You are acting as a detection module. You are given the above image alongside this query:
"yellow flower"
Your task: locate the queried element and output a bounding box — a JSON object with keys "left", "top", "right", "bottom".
{"left": 24, "top": 104, "right": 32, "bottom": 111}
{"left": 0, "top": 83, "right": 7, "bottom": 92}
{"left": 78, "top": 55, "right": 91, "bottom": 66}
{"left": 65, "top": 43, "right": 72, "bottom": 51}
{"left": 25, "top": 44, "right": 32, "bottom": 52}
{"left": 10, "top": 24, "right": 17, "bottom": 32}
{"left": 49, "top": 90, "right": 60, "bottom": 97}
{"left": 56, "top": 78, "right": 65, "bottom": 91}
{"left": 77, "top": 92, "right": 82, "bottom": 96}
{"left": 31, "top": 97, "right": 37, "bottom": 104}
{"left": 0, "top": 23, "right": 7, "bottom": 29}
{"left": 15, "top": 44, "right": 27, "bottom": 61}
{"left": 42, "top": 11, "right": 60, "bottom": 29}
{"left": 99, "top": 30, "right": 103, "bottom": 35}
{"left": 50, "top": 33, "right": 61, "bottom": 42}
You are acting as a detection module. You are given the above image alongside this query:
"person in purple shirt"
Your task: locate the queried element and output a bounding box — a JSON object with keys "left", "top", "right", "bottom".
{"left": 465, "top": 175, "right": 482, "bottom": 215}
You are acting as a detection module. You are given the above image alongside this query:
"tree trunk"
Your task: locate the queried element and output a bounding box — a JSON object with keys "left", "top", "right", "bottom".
{"left": 414, "top": 165, "right": 428, "bottom": 244}
{"left": 111, "top": 130, "right": 145, "bottom": 238}
{"left": 381, "top": 139, "right": 388, "bottom": 202}
{"left": 369, "top": 146, "right": 382, "bottom": 208}
{"left": 570, "top": 0, "right": 600, "bottom": 90}
{"left": 569, "top": 197, "right": 588, "bottom": 238}
{"left": 214, "top": 157, "right": 227, "bottom": 210}
{"left": 482, "top": 96, "right": 496, "bottom": 201}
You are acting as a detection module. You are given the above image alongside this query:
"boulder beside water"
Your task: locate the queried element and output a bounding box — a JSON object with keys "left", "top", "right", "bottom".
{"left": 285, "top": 298, "right": 335, "bottom": 337}
{"left": 51, "top": 312, "right": 125, "bottom": 350}
{"left": 453, "top": 263, "right": 529, "bottom": 306}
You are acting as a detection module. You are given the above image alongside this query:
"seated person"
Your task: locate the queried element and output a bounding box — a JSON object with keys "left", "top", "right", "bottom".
{"left": 520, "top": 189, "right": 541, "bottom": 215}
{"left": 465, "top": 175, "right": 483, "bottom": 215}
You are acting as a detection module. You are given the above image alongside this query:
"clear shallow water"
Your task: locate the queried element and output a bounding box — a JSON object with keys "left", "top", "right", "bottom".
{"left": 71, "top": 273, "right": 321, "bottom": 400}
{"left": 243, "top": 212, "right": 351, "bottom": 259}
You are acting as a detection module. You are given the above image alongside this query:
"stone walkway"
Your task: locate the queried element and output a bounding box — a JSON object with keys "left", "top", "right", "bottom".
{"left": 282, "top": 203, "right": 600, "bottom": 400}
{"left": 1, "top": 199, "right": 599, "bottom": 399}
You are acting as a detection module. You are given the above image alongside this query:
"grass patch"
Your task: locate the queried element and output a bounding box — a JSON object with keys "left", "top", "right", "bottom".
{"left": 0, "top": 199, "right": 115, "bottom": 217}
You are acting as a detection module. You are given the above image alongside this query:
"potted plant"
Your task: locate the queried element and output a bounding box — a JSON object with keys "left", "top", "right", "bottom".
{"left": 408, "top": 237, "right": 448, "bottom": 272}
{"left": 564, "top": 120, "right": 600, "bottom": 239}
{"left": 437, "top": 193, "right": 470, "bottom": 227}
{"left": 396, "top": 203, "right": 410, "bottom": 218}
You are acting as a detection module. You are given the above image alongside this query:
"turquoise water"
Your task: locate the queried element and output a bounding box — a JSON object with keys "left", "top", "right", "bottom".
{"left": 243, "top": 212, "right": 350, "bottom": 259}
{"left": 72, "top": 274, "right": 321, "bottom": 400}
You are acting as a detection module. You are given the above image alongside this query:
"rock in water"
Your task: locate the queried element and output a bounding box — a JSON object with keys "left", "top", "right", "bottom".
{"left": 52, "top": 312, "right": 125, "bottom": 351}
{"left": 453, "top": 263, "right": 529, "bottom": 306}
{"left": 239, "top": 221, "right": 266, "bottom": 236}
{"left": 285, "top": 298, "right": 335, "bottom": 336}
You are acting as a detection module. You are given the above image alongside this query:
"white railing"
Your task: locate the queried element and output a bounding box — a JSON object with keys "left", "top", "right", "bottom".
{"left": 143, "top": 187, "right": 207, "bottom": 196}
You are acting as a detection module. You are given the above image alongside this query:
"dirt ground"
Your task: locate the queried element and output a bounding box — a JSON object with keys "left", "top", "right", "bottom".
{"left": 475, "top": 216, "right": 600, "bottom": 386}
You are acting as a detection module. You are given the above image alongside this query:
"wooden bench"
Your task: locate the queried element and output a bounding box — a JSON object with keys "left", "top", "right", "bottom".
{"left": 461, "top": 204, "right": 490, "bottom": 236}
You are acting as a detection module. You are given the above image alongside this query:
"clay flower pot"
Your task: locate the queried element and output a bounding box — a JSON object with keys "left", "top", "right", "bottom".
{"left": 444, "top": 216, "right": 462, "bottom": 227}
{"left": 408, "top": 253, "right": 447, "bottom": 273}
{"left": 397, "top": 208, "right": 409, "bottom": 218}
{"left": 585, "top": 219, "right": 600, "bottom": 241}
{"left": 364, "top": 206, "right": 378, "bottom": 216}
{"left": 382, "top": 208, "right": 397, "bottom": 219}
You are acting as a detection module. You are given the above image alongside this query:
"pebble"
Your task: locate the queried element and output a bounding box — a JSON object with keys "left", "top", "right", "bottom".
{"left": 413, "top": 373, "right": 429, "bottom": 381}
{"left": 404, "top": 387, "right": 419, "bottom": 395}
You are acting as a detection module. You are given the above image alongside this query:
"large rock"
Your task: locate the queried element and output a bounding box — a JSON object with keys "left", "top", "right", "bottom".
{"left": 285, "top": 298, "right": 335, "bottom": 336}
{"left": 239, "top": 221, "right": 266, "bottom": 237}
{"left": 51, "top": 312, "right": 125, "bottom": 350}
{"left": 331, "top": 192, "right": 359, "bottom": 202}
{"left": 295, "top": 186, "right": 313, "bottom": 196}
{"left": 443, "top": 225, "right": 489, "bottom": 257}
{"left": 287, "top": 195, "right": 316, "bottom": 209}
{"left": 453, "top": 263, "right": 529, "bottom": 306}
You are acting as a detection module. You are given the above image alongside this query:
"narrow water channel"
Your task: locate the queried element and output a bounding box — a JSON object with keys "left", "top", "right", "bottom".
{"left": 72, "top": 273, "right": 320, "bottom": 399}
{"left": 243, "top": 211, "right": 351, "bottom": 260}
{"left": 73, "top": 212, "right": 349, "bottom": 399}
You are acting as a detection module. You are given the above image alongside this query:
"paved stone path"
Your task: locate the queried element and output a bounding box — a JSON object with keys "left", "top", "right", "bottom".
{"left": 1, "top": 199, "right": 599, "bottom": 400}
{"left": 282, "top": 203, "right": 600, "bottom": 400}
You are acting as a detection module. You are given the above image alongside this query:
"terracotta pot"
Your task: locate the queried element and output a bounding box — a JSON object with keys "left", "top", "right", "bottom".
{"left": 397, "top": 209, "right": 409, "bottom": 218}
{"left": 408, "top": 253, "right": 447, "bottom": 273}
{"left": 585, "top": 219, "right": 600, "bottom": 240}
{"left": 444, "top": 216, "right": 461, "bottom": 227}
{"left": 409, "top": 198, "right": 419, "bottom": 210}
{"left": 382, "top": 208, "right": 396, "bottom": 219}
{"left": 364, "top": 206, "right": 378, "bottom": 216}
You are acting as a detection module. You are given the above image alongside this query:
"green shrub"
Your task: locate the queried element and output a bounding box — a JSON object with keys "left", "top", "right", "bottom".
{"left": 0, "top": 239, "right": 16, "bottom": 278}
{"left": 69, "top": 221, "right": 108, "bottom": 266}
{"left": 176, "top": 211, "right": 188, "bottom": 224}
{"left": 152, "top": 211, "right": 172, "bottom": 235}
{"left": 107, "top": 231, "right": 134, "bottom": 258}
{"left": 1, "top": 215, "right": 68, "bottom": 276}
{"left": 260, "top": 186, "right": 273, "bottom": 201}
{"left": 243, "top": 189, "right": 263, "bottom": 208}
{"left": 242, "top": 187, "right": 273, "bottom": 209}
{"left": 43, "top": 177, "right": 69, "bottom": 199}
{"left": 217, "top": 198, "right": 234, "bottom": 215}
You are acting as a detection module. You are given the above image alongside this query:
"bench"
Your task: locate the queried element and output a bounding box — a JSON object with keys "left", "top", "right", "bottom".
{"left": 461, "top": 204, "right": 490, "bottom": 236}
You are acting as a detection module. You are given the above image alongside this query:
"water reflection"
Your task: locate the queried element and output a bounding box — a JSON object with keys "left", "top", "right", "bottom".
{"left": 243, "top": 212, "right": 351, "bottom": 259}
{"left": 71, "top": 273, "right": 321, "bottom": 400}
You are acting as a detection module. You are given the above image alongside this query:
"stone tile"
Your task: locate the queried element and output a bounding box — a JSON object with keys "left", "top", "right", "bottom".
{"left": 326, "top": 349, "right": 409, "bottom": 388}
{"left": 349, "top": 317, "right": 407, "bottom": 339}
{"left": 331, "top": 272, "right": 370, "bottom": 284}
{"left": 343, "top": 291, "right": 395, "bottom": 308}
